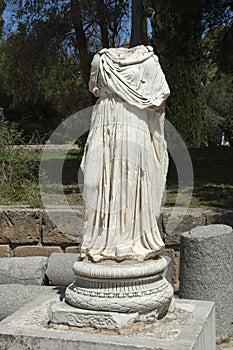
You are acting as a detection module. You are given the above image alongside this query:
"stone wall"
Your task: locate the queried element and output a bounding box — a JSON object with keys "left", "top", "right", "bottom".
{"left": 0, "top": 206, "right": 233, "bottom": 286}
{"left": 0, "top": 206, "right": 83, "bottom": 258}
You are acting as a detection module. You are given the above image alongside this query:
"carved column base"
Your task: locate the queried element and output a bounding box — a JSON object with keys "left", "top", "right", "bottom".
{"left": 50, "top": 300, "right": 174, "bottom": 331}
{"left": 65, "top": 256, "right": 173, "bottom": 318}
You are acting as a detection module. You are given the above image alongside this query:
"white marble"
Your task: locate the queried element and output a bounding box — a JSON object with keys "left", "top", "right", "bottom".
{"left": 81, "top": 45, "right": 170, "bottom": 262}
{"left": 65, "top": 257, "right": 173, "bottom": 315}
{"left": 50, "top": 303, "right": 139, "bottom": 330}
{"left": 63, "top": 46, "right": 173, "bottom": 325}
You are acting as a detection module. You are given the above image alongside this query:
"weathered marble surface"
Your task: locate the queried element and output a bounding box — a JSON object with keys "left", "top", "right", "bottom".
{"left": 60, "top": 46, "right": 174, "bottom": 328}
{"left": 80, "top": 45, "right": 170, "bottom": 262}
{"left": 65, "top": 256, "right": 173, "bottom": 316}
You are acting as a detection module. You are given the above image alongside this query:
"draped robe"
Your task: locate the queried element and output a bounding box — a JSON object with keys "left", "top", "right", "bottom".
{"left": 80, "top": 45, "right": 170, "bottom": 262}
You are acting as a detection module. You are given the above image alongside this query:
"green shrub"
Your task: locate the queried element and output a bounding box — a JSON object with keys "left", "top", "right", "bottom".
{"left": 0, "top": 115, "right": 42, "bottom": 206}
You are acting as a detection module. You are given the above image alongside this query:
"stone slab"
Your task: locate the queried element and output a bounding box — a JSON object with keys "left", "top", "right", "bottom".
{"left": 41, "top": 207, "right": 83, "bottom": 244}
{"left": 0, "top": 245, "right": 10, "bottom": 257}
{"left": 163, "top": 208, "right": 205, "bottom": 245}
{"left": 0, "top": 256, "right": 48, "bottom": 285}
{"left": 65, "top": 246, "right": 80, "bottom": 253}
{"left": 45, "top": 253, "right": 79, "bottom": 286}
{"left": 0, "top": 291, "right": 215, "bottom": 350}
{"left": 0, "top": 285, "right": 62, "bottom": 321}
{"left": 204, "top": 208, "right": 233, "bottom": 227}
{"left": 50, "top": 302, "right": 139, "bottom": 330}
{"left": 42, "top": 214, "right": 80, "bottom": 244}
{"left": 14, "top": 246, "right": 63, "bottom": 257}
{"left": 0, "top": 206, "right": 83, "bottom": 246}
{"left": 0, "top": 210, "right": 40, "bottom": 244}
{"left": 51, "top": 298, "right": 176, "bottom": 330}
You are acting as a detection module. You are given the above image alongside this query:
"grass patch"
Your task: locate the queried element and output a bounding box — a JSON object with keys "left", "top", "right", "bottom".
{"left": 0, "top": 149, "right": 43, "bottom": 208}
{"left": 0, "top": 146, "right": 232, "bottom": 209}
{"left": 166, "top": 146, "right": 233, "bottom": 208}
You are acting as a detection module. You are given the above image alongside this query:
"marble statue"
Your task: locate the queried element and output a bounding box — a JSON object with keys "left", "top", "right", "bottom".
{"left": 80, "top": 45, "right": 170, "bottom": 263}
{"left": 63, "top": 45, "right": 173, "bottom": 324}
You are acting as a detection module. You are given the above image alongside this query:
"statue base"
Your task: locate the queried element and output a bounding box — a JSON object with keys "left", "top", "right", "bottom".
{"left": 65, "top": 256, "right": 173, "bottom": 319}
{"left": 50, "top": 302, "right": 174, "bottom": 331}
{"left": 0, "top": 292, "right": 215, "bottom": 350}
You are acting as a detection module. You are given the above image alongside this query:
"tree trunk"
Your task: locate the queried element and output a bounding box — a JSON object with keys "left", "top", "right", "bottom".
{"left": 96, "top": 0, "right": 110, "bottom": 48}
{"left": 130, "top": 0, "right": 146, "bottom": 47}
{"left": 70, "top": 0, "right": 90, "bottom": 87}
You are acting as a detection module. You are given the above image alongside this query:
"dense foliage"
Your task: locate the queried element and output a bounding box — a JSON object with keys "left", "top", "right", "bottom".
{"left": 0, "top": 0, "right": 232, "bottom": 146}
{"left": 149, "top": 0, "right": 206, "bottom": 147}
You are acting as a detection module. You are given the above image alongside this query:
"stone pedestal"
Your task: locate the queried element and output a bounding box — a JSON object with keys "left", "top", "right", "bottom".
{"left": 48, "top": 256, "right": 174, "bottom": 331}
{"left": 63, "top": 256, "right": 173, "bottom": 324}
{"left": 50, "top": 303, "right": 140, "bottom": 330}
{"left": 0, "top": 291, "right": 216, "bottom": 350}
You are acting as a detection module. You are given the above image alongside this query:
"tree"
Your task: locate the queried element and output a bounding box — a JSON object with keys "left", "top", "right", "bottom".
{"left": 0, "top": 0, "right": 129, "bottom": 137}
{"left": 3, "top": 0, "right": 129, "bottom": 83}
{"left": 130, "top": 0, "right": 148, "bottom": 46}
{"left": 202, "top": 0, "right": 233, "bottom": 29}
{"left": 0, "top": 28, "right": 88, "bottom": 138}
{"left": 142, "top": 0, "right": 233, "bottom": 147}
{"left": 96, "top": 0, "right": 110, "bottom": 48}
{"left": 148, "top": 0, "right": 206, "bottom": 147}
{"left": 221, "top": 115, "right": 233, "bottom": 144}
{"left": 201, "top": 1, "right": 233, "bottom": 144}
{"left": 0, "top": 0, "right": 231, "bottom": 146}
{"left": 70, "top": 0, "right": 91, "bottom": 87}
{"left": 202, "top": 0, "right": 233, "bottom": 74}
{"left": 203, "top": 73, "right": 233, "bottom": 145}
{"left": 0, "top": 0, "right": 5, "bottom": 38}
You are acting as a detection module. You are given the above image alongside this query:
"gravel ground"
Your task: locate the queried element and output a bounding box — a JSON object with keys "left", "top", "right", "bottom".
{"left": 217, "top": 337, "right": 233, "bottom": 349}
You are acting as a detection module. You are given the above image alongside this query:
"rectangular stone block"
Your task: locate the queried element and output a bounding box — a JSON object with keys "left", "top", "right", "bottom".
{"left": 163, "top": 208, "right": 205, "bottom": 245}
{"left": 0, "top": 209, "right": 40, "bottom": 244}
{"left": 204, "top": 208, "right": 233, "bottom": 227}
{"left": 14, "top": 245, "right": 63, "bottom": 257}
{"left": 50, "top": 302, "right": 139, "bottom": 330}
{"left": 0, "top": 294, "right": 216, "bottom": 350}
{"left": 41, "top": 209, "right": 83, "bottom": 244}
{"left": 0, "top": 285, "right": 57, "bottom": 321}
{"left": 65, "top": 246, "right": 80, "bottom": 253}
{"left": 0, "top": 256, "right": 48, "bottom": 285}
{"left": 0, "top": 245, "right": 10, "bottom": 257}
